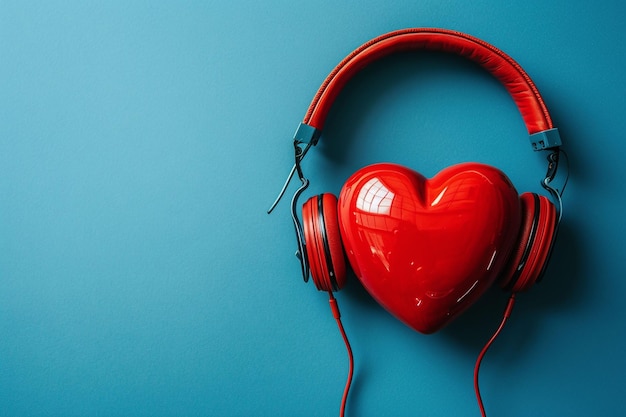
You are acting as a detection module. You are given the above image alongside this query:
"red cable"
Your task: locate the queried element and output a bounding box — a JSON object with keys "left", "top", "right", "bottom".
{"left": 474, "top": 294, "right": 516, "bottom": 417}
{"left": 326, "top": 292, "right": 516, "bottom": 417}
{"left": 328, "top": 292, "right": 354, "bottom": 417}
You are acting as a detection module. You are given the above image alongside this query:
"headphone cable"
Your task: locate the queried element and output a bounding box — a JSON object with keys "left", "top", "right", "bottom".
{"left": 474, "top": 293, "right": 516, "bottom": 417}
{"left": 328, "top": 292, "right": 354, "bottom": 417}
{"left": 327, "top": 292, "right": 515, "bottom": 417}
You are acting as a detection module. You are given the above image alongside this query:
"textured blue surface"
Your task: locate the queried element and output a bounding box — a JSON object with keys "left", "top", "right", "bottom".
{"left": 1, "top": 1, "right": 625, "bottom": 416}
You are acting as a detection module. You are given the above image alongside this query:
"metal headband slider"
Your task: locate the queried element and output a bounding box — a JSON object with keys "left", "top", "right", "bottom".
{"left": 267, "top": 123, "right": 319, "bottom": 214}
{"left": 294, "top": 122, "right": 322, "bottom": 146}
{"left": 530, "top": 128, "right": 562, "bottom": 151}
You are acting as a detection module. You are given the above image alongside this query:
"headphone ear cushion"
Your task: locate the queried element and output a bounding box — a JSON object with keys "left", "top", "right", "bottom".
{"left": 501, "top": 192, "right": 557, "bottom": 293}
{"left": 302, "top": 194, "right": 347, "bottom": 292}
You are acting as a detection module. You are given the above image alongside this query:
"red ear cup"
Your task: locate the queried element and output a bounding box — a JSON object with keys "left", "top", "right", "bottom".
{"left": 302, "top": 194, "right": 347, "bottom": 292}
{"left": 501, "top": 192, "right": 557, "bottom": 293}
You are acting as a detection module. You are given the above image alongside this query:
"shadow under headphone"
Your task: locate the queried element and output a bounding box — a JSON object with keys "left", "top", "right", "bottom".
{"left": 271, "top": 28, "right": 567, "bottom": 335}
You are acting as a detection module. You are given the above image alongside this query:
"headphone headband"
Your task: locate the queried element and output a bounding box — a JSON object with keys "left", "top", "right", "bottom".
{"left": 295, "top": 28, "right": 561, "bottom": 151}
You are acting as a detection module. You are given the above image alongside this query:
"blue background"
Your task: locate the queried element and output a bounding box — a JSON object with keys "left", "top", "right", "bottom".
{"left": 1, "top": 1, "right": 624, "bottom": 416}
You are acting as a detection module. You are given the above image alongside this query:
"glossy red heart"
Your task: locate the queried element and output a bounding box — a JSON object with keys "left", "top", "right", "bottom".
{"left": 338, "top": 162, "right": 521, "bottom": 333}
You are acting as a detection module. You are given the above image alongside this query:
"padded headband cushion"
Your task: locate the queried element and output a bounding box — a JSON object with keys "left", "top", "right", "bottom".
{"left": 304, "top": 28, "right": 553, "bottom": 135}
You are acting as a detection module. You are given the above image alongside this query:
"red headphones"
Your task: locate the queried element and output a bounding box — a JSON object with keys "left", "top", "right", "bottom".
{"left": 270, "top": 28, "right": 567, "bottom": 335}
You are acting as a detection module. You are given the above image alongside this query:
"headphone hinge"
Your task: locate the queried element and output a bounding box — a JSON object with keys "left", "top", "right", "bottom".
{"left": 294, "top": 122, "right": 322, "bottom": 146}
{"left": 530, "top": 128, "right": 562, "bottom": 151}
{"left": 542, "top": 150, "right": 569, "bottom": 198}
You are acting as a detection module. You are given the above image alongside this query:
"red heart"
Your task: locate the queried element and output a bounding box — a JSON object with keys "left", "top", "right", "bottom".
{"left": 338, "top": 162, "right": 521, "bottom": 334}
